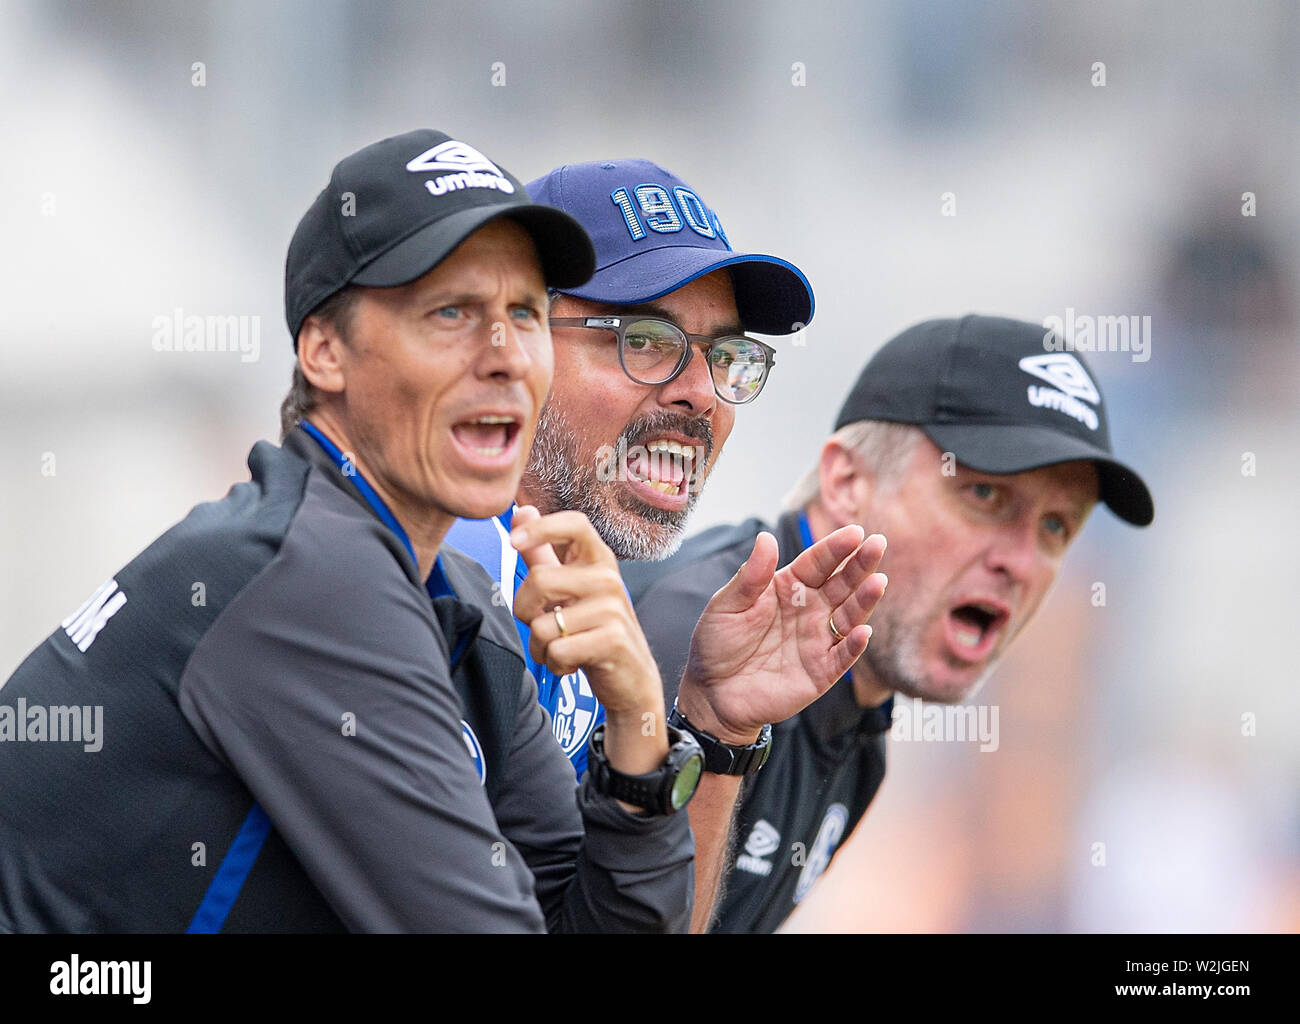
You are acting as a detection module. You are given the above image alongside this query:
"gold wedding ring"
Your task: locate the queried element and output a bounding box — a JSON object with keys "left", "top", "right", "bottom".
{"left": 828, "top": 614, "right": 847, "bottom": 643}
{"left": 553, "top": 606, "right": 569, "bottom": 638}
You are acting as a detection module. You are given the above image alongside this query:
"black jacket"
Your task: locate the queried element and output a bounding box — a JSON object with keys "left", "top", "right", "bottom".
{"left": 622, "top": 511, "right": 891, "bottom": 933}
{"left": 0, "top": 427, "right": 692, "bottom": 933}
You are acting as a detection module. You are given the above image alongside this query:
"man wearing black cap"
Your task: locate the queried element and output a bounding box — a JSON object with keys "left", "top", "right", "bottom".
{"left": 622, "top": 314, "right": 1155, "bottom": 932}
{"left": 444, "top": 158, "right": 888, "bottom": 931}
{"left": 0, "top": 130, "right": 699, "bottom": 933}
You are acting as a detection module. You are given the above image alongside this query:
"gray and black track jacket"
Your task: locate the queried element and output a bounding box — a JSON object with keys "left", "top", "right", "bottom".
{"left": 0, "top": 426, "right": 692, "bottom": 933}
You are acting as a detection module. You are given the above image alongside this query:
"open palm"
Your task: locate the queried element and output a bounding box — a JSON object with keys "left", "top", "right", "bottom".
{"left": 679, "top": 526, "right": 888, "bottom": 741}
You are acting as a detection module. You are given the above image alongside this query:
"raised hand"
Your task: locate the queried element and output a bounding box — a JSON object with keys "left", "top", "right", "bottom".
{"left": 510, "top": 506, "right": 667, "bottom": 777}
{"left": 676, "top": 526, "right": 888, "bottom": 744}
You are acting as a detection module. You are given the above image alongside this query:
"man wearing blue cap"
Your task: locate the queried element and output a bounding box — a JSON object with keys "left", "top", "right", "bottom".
{"left": 445, "top": 159, "right": 888, "bottom": 931}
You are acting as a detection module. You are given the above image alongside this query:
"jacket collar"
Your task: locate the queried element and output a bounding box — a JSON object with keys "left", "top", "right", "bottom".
{"left": 282, "top": 425, "right": 483, "bottom": 670}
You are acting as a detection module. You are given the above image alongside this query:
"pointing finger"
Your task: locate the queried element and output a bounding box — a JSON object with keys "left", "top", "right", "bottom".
{"left": 510, "top": 509, "right": 610, "bottom": 567}
{"left": 510, "top": 505, "right": 561, "bottom": 570}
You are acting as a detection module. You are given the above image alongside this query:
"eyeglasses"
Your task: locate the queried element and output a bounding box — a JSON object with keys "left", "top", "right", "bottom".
{"left": 548, "top": 316, "right": 777, "bottom": 405}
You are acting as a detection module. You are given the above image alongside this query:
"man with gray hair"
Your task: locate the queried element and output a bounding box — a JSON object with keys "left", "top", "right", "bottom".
{"left": 622, "top": 314, "right": 1155, "bottom": 932}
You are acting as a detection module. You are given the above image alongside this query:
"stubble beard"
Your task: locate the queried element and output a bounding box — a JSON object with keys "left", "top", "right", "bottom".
{"left": 863, "top": 604, "right": 998, "bottom": 705}
{"left": 521, "top": 400, "right": 712, "bottom": 562}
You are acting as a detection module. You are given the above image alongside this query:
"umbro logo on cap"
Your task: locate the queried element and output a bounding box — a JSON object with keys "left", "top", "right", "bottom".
{"left": 1019, "top": 352, "right": 1101, "bottom": 430}
{"left": 405, "top": 139, "right": 516, "bottom": 196}
{"left": 284, "top": 129, "right": 594, "bottom": 344}
{"left": 1018, "top": 353, "right": 1101, "bottom": 405}
{"left": 830, "top": 315, "right": 1154, "bottom": 526}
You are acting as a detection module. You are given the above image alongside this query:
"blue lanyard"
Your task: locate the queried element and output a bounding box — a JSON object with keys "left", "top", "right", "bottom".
{"left": 297, "top": 421, "right": 453, "bottom": 597}
{"left": 797, "top": 511, "right": 815, "bottom": 552}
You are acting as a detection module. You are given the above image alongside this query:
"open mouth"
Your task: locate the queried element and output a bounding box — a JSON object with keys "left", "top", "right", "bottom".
{"left": 450, "top": 415, "right": 522, "bottom": 463}
{"left": 945, "top": 601, "right": 1010, "bottom": 662}
{"left": 626, "top": 438, "right": 696, "bottom": 498}
{"left": 623, "top": 438, "right": 701, "bottom": 509}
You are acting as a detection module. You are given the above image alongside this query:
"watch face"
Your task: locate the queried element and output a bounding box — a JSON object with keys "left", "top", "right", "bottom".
{"left": 671, "top": 752, "right": 704, "bottom": 810}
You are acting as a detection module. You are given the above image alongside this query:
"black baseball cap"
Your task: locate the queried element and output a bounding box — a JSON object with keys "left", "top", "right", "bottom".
{"left": 834, "top": 315, "right": 1154, "bottom": 526}
{"left": 526, "top": 159, "right": 814, "bottom": 335}
{"left": 285, "top": 129, "right": 596, "bottom": 344}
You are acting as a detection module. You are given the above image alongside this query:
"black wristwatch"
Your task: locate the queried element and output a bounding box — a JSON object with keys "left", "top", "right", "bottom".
{"left": 668, "top": 701, "right": 772, "bottom": 776}
{"left": 587, "top": 723, "right": 704, "bottom": 815}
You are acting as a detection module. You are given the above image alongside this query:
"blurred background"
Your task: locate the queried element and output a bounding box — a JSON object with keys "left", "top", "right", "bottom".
{"left": 1, "top": 0, "right": 1295, "bottom": 931}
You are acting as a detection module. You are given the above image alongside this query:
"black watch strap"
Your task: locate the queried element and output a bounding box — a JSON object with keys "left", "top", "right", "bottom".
{"left": 587, "top": 723, "right": 703, "bottom": 815}
{"left": 667, "top": 702, "right": 772, "bottom": 776}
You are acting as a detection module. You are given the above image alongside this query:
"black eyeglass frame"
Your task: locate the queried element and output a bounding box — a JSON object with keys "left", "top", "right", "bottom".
{"left": 548, "top": 315, "right": 777, "bottom": 405}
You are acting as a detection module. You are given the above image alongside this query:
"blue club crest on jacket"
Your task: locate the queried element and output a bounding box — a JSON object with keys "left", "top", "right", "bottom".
{"left": 444, "top": 509, "right": 607, "bottom": 777}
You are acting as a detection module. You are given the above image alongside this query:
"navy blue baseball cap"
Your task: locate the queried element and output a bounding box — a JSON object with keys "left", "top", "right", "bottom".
{"left": 286, "top": 129, "right": 596, "bottom": 345}
{"left": 527, "top": 159, "right": 814, "bottom": 336}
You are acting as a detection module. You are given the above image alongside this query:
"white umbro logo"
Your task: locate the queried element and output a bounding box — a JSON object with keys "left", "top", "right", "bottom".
{"left": 62, "top": 579, "right": 127, "bottom": 653}
{"left": 744, "top": 819, "right": 781, "bottom": 858}
{"left": 406, "top": 139, "right": 503, "bottom": 176}
{"left": 735, "top": 819, "right": 781, "bottom": 877}
{"left": 405, "top": 139, "right": 515, "bottom": 197}
{"left": 1018, "top": 353, "right": 1100, "bottom": 405}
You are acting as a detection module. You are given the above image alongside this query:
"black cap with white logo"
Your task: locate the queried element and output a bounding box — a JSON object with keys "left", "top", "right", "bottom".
{"left": 285, "top": 129, "right": 596, "bottom": 344}
{"left": 834, "top": 315, "right": 1154, "bottom": 526}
